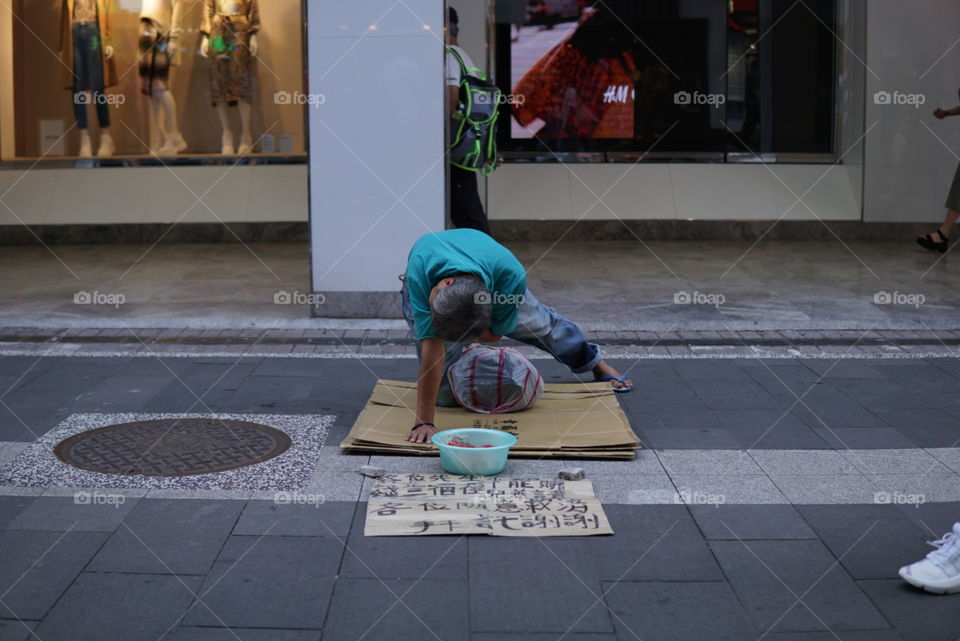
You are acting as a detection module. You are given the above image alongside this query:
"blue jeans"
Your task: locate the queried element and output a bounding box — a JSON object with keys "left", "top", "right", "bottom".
{"left": 400, "top": 278, "right": 601, "bottom": 406}
{"left": 72, "top": 21, "right": 110, "bottom": 130}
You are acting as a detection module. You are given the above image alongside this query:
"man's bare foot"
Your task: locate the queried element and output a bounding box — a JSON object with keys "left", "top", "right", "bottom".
{"left": 593, "top": 361, "right": 634, "bottom": 392}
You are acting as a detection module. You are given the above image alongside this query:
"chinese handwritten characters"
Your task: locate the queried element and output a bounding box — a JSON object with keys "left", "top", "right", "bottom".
{"left": 364, "top": 474, "right": 613, "bottom": 537}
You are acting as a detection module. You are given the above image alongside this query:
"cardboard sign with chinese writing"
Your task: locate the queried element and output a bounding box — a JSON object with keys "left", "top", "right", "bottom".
{"left": 364, "top": 473, "right": 614, "bottom": 537}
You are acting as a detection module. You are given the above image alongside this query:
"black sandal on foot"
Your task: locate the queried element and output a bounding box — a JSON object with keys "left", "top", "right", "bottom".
{"left": 918, "top": 230, "right": 949, "bottom": 253}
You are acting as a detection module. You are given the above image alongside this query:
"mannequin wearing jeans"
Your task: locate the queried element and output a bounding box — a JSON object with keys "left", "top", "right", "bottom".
{"left": 60, "top": 0, "right": 117, "bottom": 157}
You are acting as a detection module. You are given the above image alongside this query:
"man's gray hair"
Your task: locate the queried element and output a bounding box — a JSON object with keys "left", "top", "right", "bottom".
{"left": 431, "top": 274, "right": 491, "bottom": 342}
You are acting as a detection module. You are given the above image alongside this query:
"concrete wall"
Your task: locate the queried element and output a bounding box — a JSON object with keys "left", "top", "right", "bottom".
{"left": 863, "top": 0, "right": 960, "bottom": 222}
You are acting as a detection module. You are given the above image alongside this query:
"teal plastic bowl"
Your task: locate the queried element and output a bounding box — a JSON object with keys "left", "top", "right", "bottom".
{"left": 431, "top": 428, "right": 517, "bottom": 476}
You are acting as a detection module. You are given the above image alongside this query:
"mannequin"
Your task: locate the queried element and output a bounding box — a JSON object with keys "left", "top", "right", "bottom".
{"left": 59, "top": 0, "right": 118, "bottom": 157}
{"left": 140, "top": 0, "right": 188, "bottom": 156}
{"left": 199, "top": 0, "right": 261, "bottom": 155}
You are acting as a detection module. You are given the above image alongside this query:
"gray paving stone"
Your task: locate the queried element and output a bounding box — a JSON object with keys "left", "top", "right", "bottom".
{"left": 691, "top": 505, "right": 817, "bottom": 540}
{"left": 87, "top": 499, "right": 244, "bottom": 575}
{"left": 796, "top": 504, "right": 938, "bottom": 581}
{"left": 714, "top": 410, "right": 833, "bottom": 450}
{"left": 8, "top": 496, "right": 138, "bottom": 532}
{"left": 0, "top": 487, "right": 45, "bottom": 497}
{"left": 0, "top": 530, "right": 109, "bottom": 620}
{"left": 590, "top": 473, "right": 677, "bottom": 504}
{"left": 670, "top": 474, "right": 788, "bottom": 504}
{"left": 317, "top": 445, "right": 369, "bottom": 471}
{"left": 34, "top": 573, "right": 201, "bottom": 641}
{"left": 760, "top": 632, "right": 903, "bottom": 641}
{"left": 710, "top": 539, "right": 891, "bottom": 633}
{"left": 305, "top": 471, "right": 364, "bottom": 503}
{"left": 144, "top": 489, "right": 253, "bottom": 500}
{"left": 0, "top": 496, "right": 34, "bottom": 528}
{"left": 233, "top": 500, "right": 354, "bottom": 538}
{"left": 750, "top": 450, "right": 860, "bottom": 475}
{"left": 637, "top": 426, "right": 742, "bottom": 450}
{"left": 925, "top": 447, "right": 960, "bottom": 474}
{"left": 324, "top": 578, "right": 467, "bottom": 641}
{"left": 657, "top": 449, "right": 762, "bottom": 475}
{"left": 687, "top": 378, "right": 784, "bottom": 410}
{"left": 858, "top": 579, "right": 960, "bottom": 641}
{"left": 0, "top": 442, "right": 28, "bottom": 468}
{"left": 792, "top": 387, "right": 885, "bottom": 428}
{"left": 813, "top": 428, "right": 917, "bottom": 450}
{"left": 339, "top": 514, "right": 467, "bottom": 580}
{"left": 471, "top": 635, "right": 615, "bottom": 641}
{"left": 603, "top": 581, "right": 756, "bottom": 641}
{"left": 569, "top": 451, "right": 665, "bottom": 475}
{"left": 769, "top": 474, "right": 882, "bottom": 505}
{"left": 167, "top": 629, "right": 320, "bottom": 641}
{"left": 804, "top": 361, "right": 887, "bottom": 379}
{"left": 223, "top": 376, "right": 322, "bottom": 411}
{"left": 0, "top": 621, "right": 37, "bottom": 641}
{"left": 577, "top": 505, "right": 725, "bottom": 582}
{"left": 867, "top": 474, "right": 960, "bottom": 503}
{"left": 839, "top": 449, "right": 954, "bottom": 476}
{"left": 883, "top": 408, "right": 960, "bottom": 448}
{"left": 74, "top": 375, "right": 173, "bottom": 411}
{"left": 671, "top": 360, "right": 753, "bottom": 379}
{"left": 184, "top": 536, "right": 341, "bottom": 628}
{"left": 833, "top": 380, "right": 930, "bottom": 410}
{"left": 41, "top": 487, "right": 148, "bottom": 499}
{"left": 469, "top": 538, "right": 612, "bottom": 633}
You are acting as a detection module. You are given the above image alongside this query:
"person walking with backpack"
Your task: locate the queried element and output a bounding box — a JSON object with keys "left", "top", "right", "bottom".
{"left": 446, "top": 7, "right": 494, "bottom": 235}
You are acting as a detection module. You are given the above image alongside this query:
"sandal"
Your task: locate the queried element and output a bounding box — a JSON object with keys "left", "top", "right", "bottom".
{"left": 599, "top": 375, "right": 634, "bottom": 393}
{"left": 918, "top": 230, "right": 949, "bottom": 253}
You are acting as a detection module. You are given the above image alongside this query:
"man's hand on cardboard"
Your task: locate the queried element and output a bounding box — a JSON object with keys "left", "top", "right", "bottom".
{"left": 406, "top": 423, "right": 438, "bottom": 444}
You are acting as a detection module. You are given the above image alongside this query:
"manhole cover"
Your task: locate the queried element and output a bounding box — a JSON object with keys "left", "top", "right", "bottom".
{"left": 53, "top": 418, "right": 292, "bottom": 477}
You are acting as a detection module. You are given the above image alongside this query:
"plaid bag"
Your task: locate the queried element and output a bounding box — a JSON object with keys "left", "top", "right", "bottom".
{"left": 447, "top": 344, "right": 544, "bottom": 414}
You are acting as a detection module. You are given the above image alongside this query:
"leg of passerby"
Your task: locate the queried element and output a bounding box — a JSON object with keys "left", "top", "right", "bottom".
{"left": 899, "top": 522, "right": 960, "bottom": 594}
{"left": 918, "top": 209, "right": 959, "bottom": 253}
{"left": 919, "top": 159, "right": 960, "bottom": 252}
{"left": 507, "top": 290, "right": 633, "bottom": 392}
{"left": 450, "top": 165, "right": 491, "bottom": 235}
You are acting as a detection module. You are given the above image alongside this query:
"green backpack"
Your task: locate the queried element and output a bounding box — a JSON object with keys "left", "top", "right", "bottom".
{"left": 448, "top": 47, "right": 501, "bottom": 176}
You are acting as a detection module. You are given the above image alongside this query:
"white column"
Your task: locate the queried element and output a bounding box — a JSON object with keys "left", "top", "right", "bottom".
{"left": 307, "top": 0, "right": 447, "bottom": 317}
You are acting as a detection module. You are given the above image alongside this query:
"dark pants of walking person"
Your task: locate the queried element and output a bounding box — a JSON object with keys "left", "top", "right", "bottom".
{"left": 450, "top": 165, "right": 491, "bottom": 235}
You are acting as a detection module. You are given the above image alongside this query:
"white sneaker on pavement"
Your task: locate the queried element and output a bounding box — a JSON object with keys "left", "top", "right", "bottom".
{"left": 899, "top": 522, "right": 960, "bottom": 594}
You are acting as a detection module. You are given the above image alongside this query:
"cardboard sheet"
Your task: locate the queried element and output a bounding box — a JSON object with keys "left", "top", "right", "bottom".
{"left": 364, "top": 473, "right": 613, "bottom": 537}
{"left": 340, "top": 380, "right": 640, "bottom": 459}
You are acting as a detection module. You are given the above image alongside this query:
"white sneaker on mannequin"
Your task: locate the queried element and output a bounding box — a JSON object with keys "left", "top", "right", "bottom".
{"left": 97, "top": 132, "right": 115, "bottom": 157}
{"left": 78, "top": 131, "right": 93, "bottom": 158}
{"left": 899, "top": 522, "right": 960, "bottom": 594}
{"left": 237, "top": 133, "right": 254, "bottom": 155}
{"left": 157, "top": 133, "right": 187, "bottom": 157}
{"left": 221, "top": 131, "right": 235, "bottom": 155}
{"left": 173, "top": 133, "right": 188, "bottom": 153}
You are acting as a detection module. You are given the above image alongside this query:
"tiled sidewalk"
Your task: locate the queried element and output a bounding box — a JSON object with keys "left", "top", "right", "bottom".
{"left": 2, "top": 353, "right": 960, "bottom": 639}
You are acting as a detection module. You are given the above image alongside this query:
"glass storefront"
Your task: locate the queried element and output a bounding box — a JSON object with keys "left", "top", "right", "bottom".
{"left": 3, "top": 0, "right": 307, "bottom": 161}
{"left": 494, "top": 0, "right": 840, "bottom": 162}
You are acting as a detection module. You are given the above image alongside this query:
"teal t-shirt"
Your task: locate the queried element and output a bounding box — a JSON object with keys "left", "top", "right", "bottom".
{"left": 405, "top": 230, "right": 527, "bottom": 340}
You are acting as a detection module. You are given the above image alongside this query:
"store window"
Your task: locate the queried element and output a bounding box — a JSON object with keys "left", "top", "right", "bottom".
{"left": 4, "top": 0, "right": 306, "bottom": 161}
{"left": 495, "top": 0, "right": 839, "bottom": 162}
